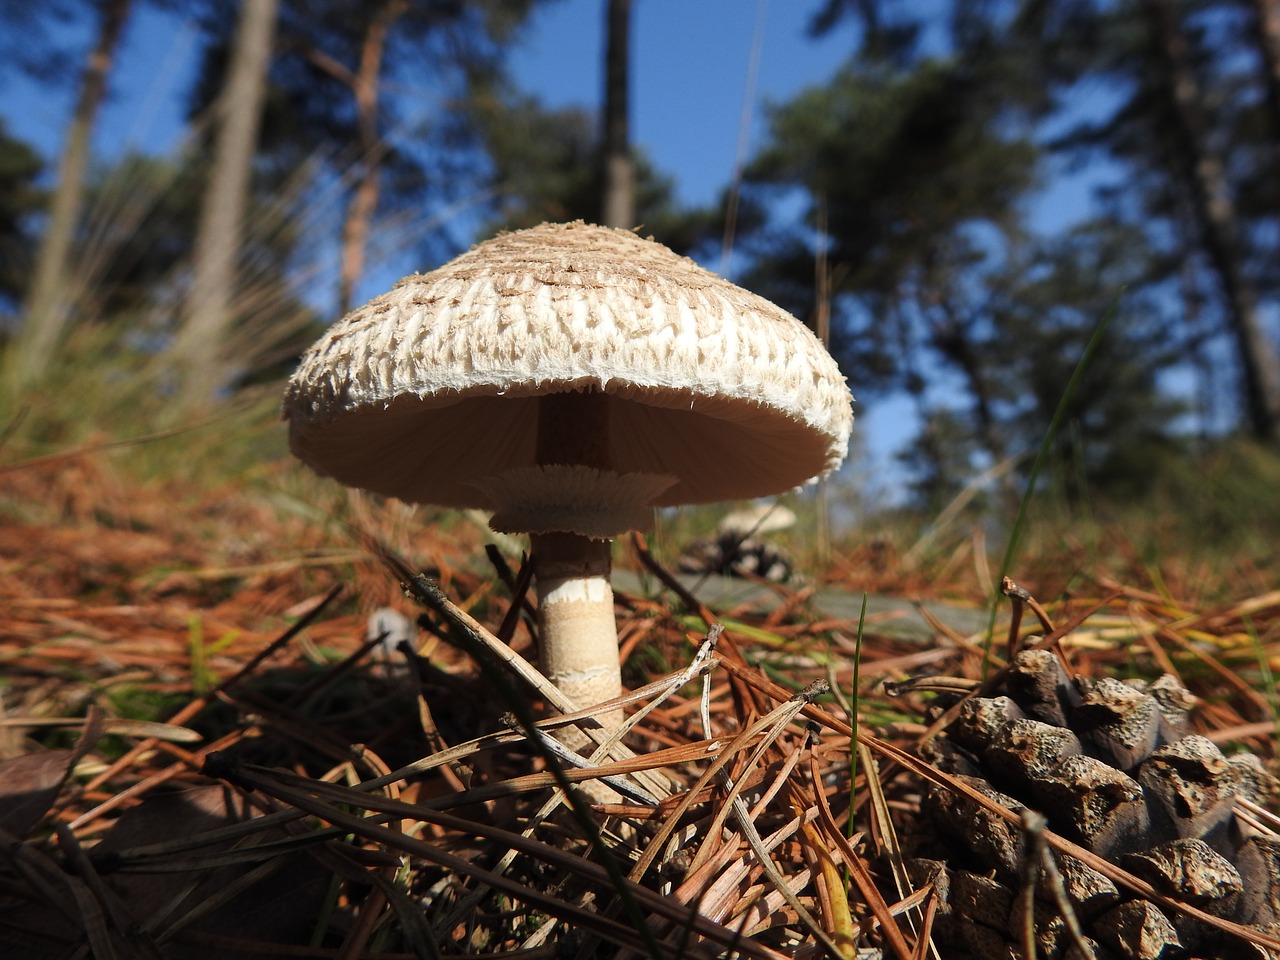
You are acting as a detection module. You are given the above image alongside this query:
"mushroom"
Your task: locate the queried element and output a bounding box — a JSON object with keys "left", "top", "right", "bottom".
{"left": 284, "top": 221, "right": 853, "bottom": 751}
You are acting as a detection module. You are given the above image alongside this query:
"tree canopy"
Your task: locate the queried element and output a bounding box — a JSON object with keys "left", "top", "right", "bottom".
{"left": 724, "top": 0, "right": 1279, "bottom": 501}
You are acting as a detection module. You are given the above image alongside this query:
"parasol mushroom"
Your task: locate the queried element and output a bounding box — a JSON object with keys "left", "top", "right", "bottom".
{"left": 284, "top": 220, "right": 853, "bottom": 752}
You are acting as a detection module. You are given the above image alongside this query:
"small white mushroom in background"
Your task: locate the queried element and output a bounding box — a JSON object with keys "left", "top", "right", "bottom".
{"left": 365, "top": 606, "right": 417, "bottom": 671}
{"left": 284, "top": 221, "right": 853, "bottom": 755}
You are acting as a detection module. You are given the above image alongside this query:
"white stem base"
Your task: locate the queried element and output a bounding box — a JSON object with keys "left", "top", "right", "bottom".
{"left": 538, "top": 573, "right": 624, "bottom": 716}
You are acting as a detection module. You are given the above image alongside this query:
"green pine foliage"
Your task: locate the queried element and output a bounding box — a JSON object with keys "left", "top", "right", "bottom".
{"left": 0, "top": 121, "right": 43, "bottom": 315}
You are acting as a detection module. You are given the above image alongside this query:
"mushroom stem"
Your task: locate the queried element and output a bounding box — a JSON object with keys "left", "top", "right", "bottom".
{"left": 530, "top": 531, "right": 624, "bottom": 746}
{"left": 530, "top": 389, "right": 624, "bottom": 746}
{"left": 536, "top": 389, "right": 611, "bottom": 469}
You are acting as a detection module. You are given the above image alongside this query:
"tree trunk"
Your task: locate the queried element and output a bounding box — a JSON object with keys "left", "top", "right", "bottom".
{"left": 7, "top": 0, "right": 132, "bottom": 392}
{"left": 335, "top": 0, "right": 406, "bottom": 316}
{"left": 600, "top": 0, "right": 634, "bottom": 228}
{"left": 1142, "top": 0, "right": 1280, "bottom": 441}
{"left": 173, "top": 0, "right": 279, "bottom": 407}
{"left": 1250, "top": 0, "right": 1280, "bottom": 138}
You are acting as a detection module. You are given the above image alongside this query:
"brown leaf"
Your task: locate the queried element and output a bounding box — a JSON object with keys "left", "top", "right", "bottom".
{"left": 0, "top": 750, "right": 78, "bottom": 838}
{"left": 0, "top": 709, "right": 102, "bottom": 838}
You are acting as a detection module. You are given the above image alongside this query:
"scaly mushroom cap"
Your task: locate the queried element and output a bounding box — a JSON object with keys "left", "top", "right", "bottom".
{"left": 285, "top": 221, "right": 853, "bottom": 537}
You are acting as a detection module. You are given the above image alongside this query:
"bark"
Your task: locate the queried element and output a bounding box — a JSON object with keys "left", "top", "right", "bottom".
{"left": 319, "top": 0, "right": 406, "bottom": 316}
{"left": 1142, "top": 0, "right": 1280, "bottom": 441}
{"left": 173, "top": 0, "right": 279, "bottom": 406}
{"left": 1251, "top": 0, "right": 1280, "bottom": 138}
{"left": 600, "top": 0, "right": 634, "bottom": 228}
{"left": 8, "top": 0, "right": 132, "bottom": 391}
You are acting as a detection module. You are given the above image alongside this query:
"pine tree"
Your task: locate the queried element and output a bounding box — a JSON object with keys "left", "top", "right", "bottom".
{"left": 1015, "top": 0, "right": 1280, "bottom": 442}
{"left": 189, "top": 0, "right": 544, "bottom": 318}
{"left": 5, "top": 0, "right": 134, "bottom": 392}
{"left": 985, "top": 221, "right": 1187, "bottom": 499}
{"left": 736, "top": 49, "right": 1038, "bottom": 479}
{"left": 0, "top": 124, "right": 44, "bottom": 316}
{"left": 600, "top": 0, "right": 634, "bottom": 229}
{"left": 172, "top": 0, "right": 279, "bottom": 408}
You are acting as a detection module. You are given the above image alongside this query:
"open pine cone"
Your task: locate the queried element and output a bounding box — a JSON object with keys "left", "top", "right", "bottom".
{"left": 677, "top": 531, "right": 793, "bottom": 582}
{"left": 898, "top": 648, "right": 1280, "bottom": 959}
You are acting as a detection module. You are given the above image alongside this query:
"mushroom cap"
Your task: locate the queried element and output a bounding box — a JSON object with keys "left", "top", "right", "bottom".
{"left": 285, "top": 221, "right": 853, "bottom": 527}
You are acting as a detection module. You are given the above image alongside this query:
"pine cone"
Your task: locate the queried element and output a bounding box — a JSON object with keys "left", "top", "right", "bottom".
{"left": 676, "top": 532, "right": 793, "bottom": 582}
{"left": 900, "top": 649, "right": 1280, "bottom": 959}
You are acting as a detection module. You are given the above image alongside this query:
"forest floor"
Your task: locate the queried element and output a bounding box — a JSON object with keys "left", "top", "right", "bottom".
{"left": 2, "top": 445, "right": 1278, "bottom": 958}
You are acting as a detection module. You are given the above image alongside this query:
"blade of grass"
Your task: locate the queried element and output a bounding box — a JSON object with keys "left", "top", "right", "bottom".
{"left": 983, "top": 295, "right": 1122, "bottom": 670}
{"left": 1244, "top": 613, "right": 1280, "bottom": 753}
